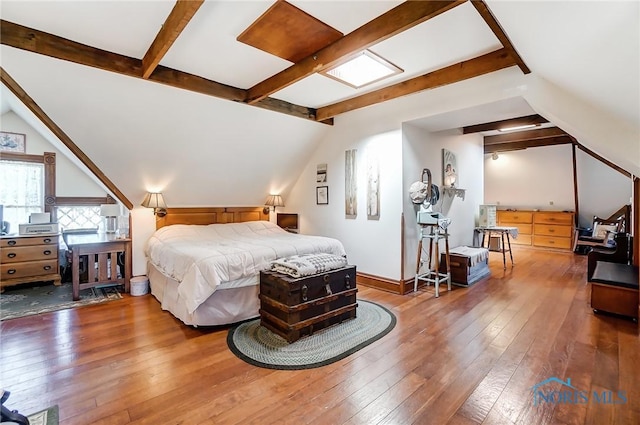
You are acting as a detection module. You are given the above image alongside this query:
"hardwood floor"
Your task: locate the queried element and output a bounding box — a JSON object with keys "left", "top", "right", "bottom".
{"left": 1, "top": 247, "right": 638, "bottom": 425}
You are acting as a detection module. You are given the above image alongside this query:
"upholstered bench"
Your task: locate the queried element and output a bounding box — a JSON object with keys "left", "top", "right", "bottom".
{"left": 590, "top": 261, "right": 639, "bottom": 320}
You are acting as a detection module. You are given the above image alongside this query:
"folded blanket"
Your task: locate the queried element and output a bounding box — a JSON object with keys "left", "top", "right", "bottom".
{"left": 449, "top": 246, "right": 489, "bottom": 267}
{"left": 270, "top": 253, "right": 348, "bottom": 278}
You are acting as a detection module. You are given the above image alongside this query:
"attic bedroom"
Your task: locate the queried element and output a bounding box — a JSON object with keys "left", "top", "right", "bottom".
{"left": 1, "top": 1, "right": 638, "bottom": 424}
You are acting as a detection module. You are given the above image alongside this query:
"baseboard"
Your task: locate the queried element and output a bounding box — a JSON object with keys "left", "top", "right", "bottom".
{"left": 356, "top": 272, "right": 423, "bottom": 295}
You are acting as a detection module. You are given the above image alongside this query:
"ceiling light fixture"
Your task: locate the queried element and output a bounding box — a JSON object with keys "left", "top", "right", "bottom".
{"left": 497, "top": 123, "right": 540, "bottom": 132}
{"left": 321, "top": 50, "right": 402, "bottom": 89}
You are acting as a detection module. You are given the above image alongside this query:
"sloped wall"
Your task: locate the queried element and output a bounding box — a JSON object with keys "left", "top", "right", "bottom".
{"left": 1, "top": 111, "right": 105, "bottom": 197}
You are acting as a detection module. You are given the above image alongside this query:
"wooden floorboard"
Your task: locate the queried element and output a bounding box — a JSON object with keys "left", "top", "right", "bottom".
{"left": 1, "top": 246, "right": 638, "bottom": 425}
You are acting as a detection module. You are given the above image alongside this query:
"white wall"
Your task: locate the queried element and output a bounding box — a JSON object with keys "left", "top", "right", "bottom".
{"left": 484, "top": 144, "right": 574, "bottom": 211}
{"left": 285, "top": 67, "right": 525, "bottom": 282}
{"left": 402, "top": 126, "right": 485, "bottom": 278}
{"left": 576, "top": 149, "right": 632, "bottom": 228}
{"left": 1, "top": 111, "right": 105, "bottom": 196}
{"left": 285, "top": 126, "right": 403, "bottom": 281}
{"left": 484, "top": 144, "right": 632, "bottom": 228}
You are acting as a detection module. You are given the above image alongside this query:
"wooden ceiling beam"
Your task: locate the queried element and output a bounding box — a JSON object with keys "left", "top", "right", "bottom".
{"left": 0, "top": 67, "right": 134, "bottom": 210}
{"left": 0, "top": 19, "right": 329, "bottom": 125}
{"left": 245, "top": 0, "right": 466, "bottom": 104}
{"left": 483, "top": 135, "right": 573, "bottom": 154}
{"left": 463, "top": 114, "right": 548, "bottom": 134}
{"left": 141, "top": 0, "right": 204, "bottom": 79}
{"left": 316, "top": 48, "right": 516, "bottom": 121}
{"left": 0, "top": 19, "right": 142, "bottom": 77}
{"left": 470, "top": 0, "right": 530, "bottom": 74}
{"left": 484, "top": 126, "right": 567, "bottom": 145}
{"left": 576, "top": 143, "right": 631, "bottom": 178}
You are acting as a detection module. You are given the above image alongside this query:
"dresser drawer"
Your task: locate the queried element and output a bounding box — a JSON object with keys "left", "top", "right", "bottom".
{"left": 534, "top": 212, "right": 573, "bottom": 225}
{"left": 1, "top": 259, "right": 58, "bottom": 280}
{"left": 511, "top": 234, "right": 532, "bottom": 246}
{"left": 533, "top": 235, "right": 572, "bottom": 250}
{"left": 501, "top": 223, "right": 532, "bottom": 235}
{"left": 534, "top": 224, "right": 573, "bottom": 238}
{"left": 2, "top": 244, "right": 59, "bottom": 263}
{"left": 498, "top": 211, "right": 533, "bottom": 224}
{"left": 1, "top": 235, "right": 58, "bottom": 248}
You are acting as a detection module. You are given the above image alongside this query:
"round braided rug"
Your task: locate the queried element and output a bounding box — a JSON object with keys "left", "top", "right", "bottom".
{"left": 227, "top": 300, "right": 396, "bottom": 370}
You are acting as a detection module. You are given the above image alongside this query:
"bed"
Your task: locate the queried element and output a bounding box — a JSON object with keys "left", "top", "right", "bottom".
{"left": 145, "top": 207, "right": 347, "bottom": 326}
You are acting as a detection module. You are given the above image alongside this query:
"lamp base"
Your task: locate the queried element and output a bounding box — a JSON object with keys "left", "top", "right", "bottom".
{"left": 104, "top": 216, "right": 118, "bottom": 234}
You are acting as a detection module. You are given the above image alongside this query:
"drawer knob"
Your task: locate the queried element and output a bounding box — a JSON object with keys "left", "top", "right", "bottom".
{"left": 7, "top": 252, "right": 16, "bottom": 258}
{"left": 324, "top": 283, "right": 333, "bottom": 296}
{"left": 549, "top": 229, "right": 555, "bottom": 233}
{"left": 44, "top": 238, "right": 52, "bottom": 243}
{"left": 8, "top": 240, "right": 16, "bottom": 246}
{"left": 43, "top": 265, "right": 52, "bottom": 271}
{"left": 8, "top": 269, "right": 16, "bottom": 274}
{"left": 345, "top": 274, "right": 351, "bottom": 289}
{"left": 301, "top": 285, "right": 308, "bottom": 302}
{"left": 44, "top": 250, "right": 52, "bottom": 255}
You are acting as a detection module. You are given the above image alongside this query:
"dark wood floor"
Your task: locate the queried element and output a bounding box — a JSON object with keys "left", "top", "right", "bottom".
{"left": 1, "top": 247, "right": 638, "bottom": 425}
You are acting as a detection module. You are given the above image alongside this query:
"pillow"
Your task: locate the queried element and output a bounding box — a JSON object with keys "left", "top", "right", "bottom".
{"left": 593, "top": 223, "right": 618, "bottom": 240}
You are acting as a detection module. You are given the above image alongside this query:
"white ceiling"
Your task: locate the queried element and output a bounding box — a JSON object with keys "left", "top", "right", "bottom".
{"left": 1, "top": 0, "right": 638, "bottom": 206}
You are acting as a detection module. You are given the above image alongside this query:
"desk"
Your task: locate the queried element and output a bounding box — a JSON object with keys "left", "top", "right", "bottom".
{"left": 65, "top": 233, "right": 131, "bottom": 300}
{"left": 474, "top": 227, "right": 517, "bottom": 269}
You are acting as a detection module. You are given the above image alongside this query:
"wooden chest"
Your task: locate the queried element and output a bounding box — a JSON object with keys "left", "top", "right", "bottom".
{"left": 259, "top": 266, "right": 357, "bottom": 343}
{"left": 440, "top": 250, "right": 490, "bottom": 286}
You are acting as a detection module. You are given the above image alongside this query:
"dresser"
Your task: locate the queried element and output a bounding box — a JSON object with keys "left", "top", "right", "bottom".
{"left": 1, "top": 234, "right": 61, "bottom": 289}
{"left": 497, "top": 210, "right": 575, "bottom": 250}
{"left": 496, "top": 210, "right": 533, "bottom": 246}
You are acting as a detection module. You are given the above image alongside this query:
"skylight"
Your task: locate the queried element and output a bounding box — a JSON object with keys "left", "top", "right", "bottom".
{"left": 322, "top": 50, "right": 402, "bottom": 89}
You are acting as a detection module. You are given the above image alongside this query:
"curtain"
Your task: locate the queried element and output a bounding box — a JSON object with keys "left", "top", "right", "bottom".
{"left": 0, "top": 160, "right": 44, "bottom": 231}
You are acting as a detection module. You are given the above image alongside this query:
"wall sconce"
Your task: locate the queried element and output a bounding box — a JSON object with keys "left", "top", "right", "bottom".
{"left": 263, "top": 194, "right": 284, "bottom": 214}
{"left": 491, "top": 152, "right": 499, "bottom": 161}
{"left": 141, "top": 192, "right": 167, "bottom": 217}
{"left": 100, "top": 204, "right": 120, "bottom": 234}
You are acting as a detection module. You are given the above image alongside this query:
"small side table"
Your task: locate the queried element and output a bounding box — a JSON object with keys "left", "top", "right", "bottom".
{"left": 474, "top": 226, "right": 517, "bottom": 269}
{"left": 65, "top": 233, "right": 131, "bottom": 300}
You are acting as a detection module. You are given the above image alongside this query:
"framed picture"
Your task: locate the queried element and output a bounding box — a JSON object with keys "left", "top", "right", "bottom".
{"left": 316, "top": 186, "right": 329, "bottom": 205}
{"left": 0, "top": 131, "right": 26, "bottom": 153}
{"left": 442, "top": 148, "right": 458, "bottom": 188}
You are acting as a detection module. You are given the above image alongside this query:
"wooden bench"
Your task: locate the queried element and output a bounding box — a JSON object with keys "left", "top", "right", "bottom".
{"left": 590, "top": 261, "right": 639, "bottom": 320}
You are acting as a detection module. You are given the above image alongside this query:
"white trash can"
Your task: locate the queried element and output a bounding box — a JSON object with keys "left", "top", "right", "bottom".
{"left": 130, "top": 276, "right": 149, "bottom": 296}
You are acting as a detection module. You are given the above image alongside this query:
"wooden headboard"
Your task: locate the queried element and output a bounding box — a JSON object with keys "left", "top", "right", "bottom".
{"left": 155, "top": 207, "right": 269, "bottom": 229}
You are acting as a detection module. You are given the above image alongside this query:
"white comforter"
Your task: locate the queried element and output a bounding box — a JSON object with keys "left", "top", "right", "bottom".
{"left": 145, "top": 221, "right": 346, "bottom": 314}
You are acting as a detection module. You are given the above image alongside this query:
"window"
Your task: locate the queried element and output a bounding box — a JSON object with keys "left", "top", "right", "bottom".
{"left": 56, "top": 206, "right": 102, "bottom": 230}
{"left": 0, "top": 159, "right": 44, "bottom": 231}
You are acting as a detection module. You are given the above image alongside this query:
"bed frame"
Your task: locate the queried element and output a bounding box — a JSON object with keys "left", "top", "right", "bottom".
{"left": 155, "top": 207, "right": 269, "bottom": 229}
{"left": 149, "top": 206, "right": 270, "bottom": 326}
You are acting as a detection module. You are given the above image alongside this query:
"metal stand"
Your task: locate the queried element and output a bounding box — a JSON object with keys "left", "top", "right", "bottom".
{"left": 414, "top": 224, "right": 451, "bottom": 297}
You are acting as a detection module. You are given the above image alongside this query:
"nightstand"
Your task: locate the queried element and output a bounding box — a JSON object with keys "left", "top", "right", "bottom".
{"left": 64, "top": 233, "right": 131, "bottom": 300}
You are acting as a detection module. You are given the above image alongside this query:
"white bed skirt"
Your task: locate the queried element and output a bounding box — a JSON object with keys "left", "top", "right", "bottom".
{"left": 148, "top": 263, "right": 260, "bottom": 327}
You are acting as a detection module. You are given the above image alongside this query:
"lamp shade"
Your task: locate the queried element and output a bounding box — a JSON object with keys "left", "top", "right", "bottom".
{"left": 264, "top": 194, "right": 284, "bottom": 208}
{"left": 141, "top": 192, "right": 167, "bottom": 209}
{"left": 99, "top": 204, "right": 121, "bottom": 217}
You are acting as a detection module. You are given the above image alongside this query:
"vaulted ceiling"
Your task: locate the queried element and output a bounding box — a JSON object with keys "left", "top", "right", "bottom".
{"left": 1, "top": 0, "right": 638, "bottom": 208}
{"left": 1, "top": 1, "right": 530, "bottom": 124}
